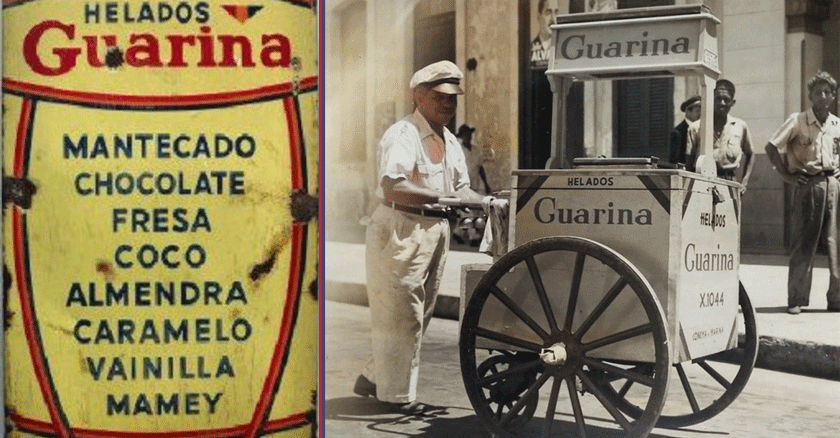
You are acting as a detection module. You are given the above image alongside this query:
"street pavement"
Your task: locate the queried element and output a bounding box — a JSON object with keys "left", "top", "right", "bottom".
{"left": 325, "top": 240, "right": 840, "bottom": 380}
{"left": 325, "top": 300, "right": 840, "bottom": 438}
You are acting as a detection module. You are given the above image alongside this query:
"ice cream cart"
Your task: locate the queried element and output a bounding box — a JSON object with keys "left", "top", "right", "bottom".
{"left": 458, "top": 5, "right": 758, "bottom": 438}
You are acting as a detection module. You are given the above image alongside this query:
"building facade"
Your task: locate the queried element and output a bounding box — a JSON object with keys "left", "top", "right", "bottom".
{"left": 325, "top": 0, "right": 840, "bottom": 254}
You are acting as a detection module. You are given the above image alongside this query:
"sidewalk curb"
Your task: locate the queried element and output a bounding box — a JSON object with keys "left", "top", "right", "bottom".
{"left": 755, "top": 336, "right": 840, "bottom": 381}
{"left": 326, "top": 281, "right": 840, "bottom": 382}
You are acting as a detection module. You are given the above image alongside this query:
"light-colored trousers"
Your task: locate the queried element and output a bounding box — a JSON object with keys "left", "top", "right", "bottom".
{"left": 362, "top": 204, "right": 450, "bottom": 403}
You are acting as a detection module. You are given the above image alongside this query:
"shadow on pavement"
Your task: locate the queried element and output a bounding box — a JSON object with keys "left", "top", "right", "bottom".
{"left": 325, "top": 396, "right": 449, "bottom": 418}
{"left": 325, "top": 396, "right": 482, "bottom": 437}
{"left": 325, "top": 397, "right": 728, "bottom": 437}
{"left": 419, "top": 415, "right": 729, "bottom": 438}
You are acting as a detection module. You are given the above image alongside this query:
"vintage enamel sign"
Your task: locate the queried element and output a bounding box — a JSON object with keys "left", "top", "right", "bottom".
{"left": 2, "top": 1, "right": 318, "bottom": 437}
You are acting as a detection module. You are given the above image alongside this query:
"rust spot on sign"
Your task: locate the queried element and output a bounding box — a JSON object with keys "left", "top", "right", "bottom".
{"left": 249, "top": 228, "right": 292, "bottom": 282}
{"left": 95, "top": 260, "right": 115, "bottom": 282}
{"left": 246, "top": 192, "right": 316, "bottom": 284}
{"left": 5, "top": 405, "right": 19, "bottom": 431}
{"left": 307, "top": 390, "right": 317, "bottom": 438}
{"left": 249, "top": 244, "right": 279, "bottom": 282}
{"left": 307, "top": 409, "right": 317, "bottom": 437}
{"left": 105, "top": 46, "right": 124, "bottom": 68}
{"left": 2, "top": 176, "right": 37, "bottom": 209}
{"left": 309, "top": 277, "right": 317, "bottom": 300}
{"left": 80, "top": 354, "right": 90, "bottom": 373}
{"left": 3, "top": 265, "right": 13, "bottom": 329}
{"left": 290, "top": 190, "right": 318, "bottom": 223}
{"left": 95, "top": 260, "right": 113, "bottom": 277}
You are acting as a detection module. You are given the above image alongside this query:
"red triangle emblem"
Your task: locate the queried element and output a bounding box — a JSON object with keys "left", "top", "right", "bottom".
{"left": 222, "top": 5, "right": 264, "bottom": 24}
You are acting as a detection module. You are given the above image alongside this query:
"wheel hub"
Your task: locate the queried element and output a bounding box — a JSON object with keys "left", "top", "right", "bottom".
{"left": 540, "top": 342, "right": 567, "bottom": 365}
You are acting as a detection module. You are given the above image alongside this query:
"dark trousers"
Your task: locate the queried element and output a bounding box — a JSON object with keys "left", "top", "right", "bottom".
{"left": 788, "top": 175, "right": 840, "bottom": 307}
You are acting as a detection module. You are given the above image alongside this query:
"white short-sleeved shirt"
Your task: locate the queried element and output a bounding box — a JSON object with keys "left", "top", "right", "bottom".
{"left": 768, "top": 108, "right": 840, "bottom": 174}
{"left": 686, "top": 115, "right": 753, "bottom": 171}
{"left": 375, "top": 109, "right": 470, "bottom": 199}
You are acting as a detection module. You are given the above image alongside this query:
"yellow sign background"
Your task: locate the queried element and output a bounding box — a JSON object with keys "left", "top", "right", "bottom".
{"left": 3, "top": 1, "right": 318, "bottom": 436}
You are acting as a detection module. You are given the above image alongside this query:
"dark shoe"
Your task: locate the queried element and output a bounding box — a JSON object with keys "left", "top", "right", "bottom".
{"left": 352, "top": 375, "right": 376, "bottom": 398}
{"left": 787, "top": 306, "right": 801, "bottom": 315}
{"left": 828, "top": 305, "right": 840, "bottom": 312}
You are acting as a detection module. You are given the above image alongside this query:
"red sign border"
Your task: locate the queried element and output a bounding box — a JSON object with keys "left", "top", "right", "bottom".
{"left": 6, "top": 79, "right": 317, "bottom": 437}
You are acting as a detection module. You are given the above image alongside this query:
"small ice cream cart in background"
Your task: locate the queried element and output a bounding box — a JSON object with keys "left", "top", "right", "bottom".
{"left": 458, "top": 5, "right": 758, "bottom": 437}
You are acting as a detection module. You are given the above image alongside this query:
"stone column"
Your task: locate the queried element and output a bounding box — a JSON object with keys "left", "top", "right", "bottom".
{"left": 785, "top": 0, "right": 831, "bottom": 114}
{"left": 461, "top": 0, "right": 519, "bottom": 191}
{"left": 366, "top": 1, "right": 416, "bottom": 203}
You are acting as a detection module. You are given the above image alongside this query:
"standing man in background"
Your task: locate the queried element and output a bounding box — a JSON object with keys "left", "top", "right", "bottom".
{"left": 670, "top": 95, "right": 700, "bottom": 166}
{"left": 686, "top": 79, "right": 755, "bottom": 191}
{"left": 765, "top": 71, "right": 840, "bottom": 315}
{"left": 353, "top": 60, "right": 483, "bottom": 413}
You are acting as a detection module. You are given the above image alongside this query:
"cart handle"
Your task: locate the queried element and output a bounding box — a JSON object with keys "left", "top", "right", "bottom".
{"left": 438, "top": 197, "right": 485, "bottom": 210}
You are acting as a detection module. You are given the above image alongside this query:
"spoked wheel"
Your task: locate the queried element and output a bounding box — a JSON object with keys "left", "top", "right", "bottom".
{"left": 476, "top": 352, "right": 540, "bottom": 430}
{"left": 460, "top": 236, "right": 671, "bottom": 438}
{"left": 596, "top": 282, "right": 758, "bottom": 428}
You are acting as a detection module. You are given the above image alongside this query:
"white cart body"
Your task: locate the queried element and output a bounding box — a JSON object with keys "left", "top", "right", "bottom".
{"left": 507, "top": 168, "right": 740, "bottom": 364}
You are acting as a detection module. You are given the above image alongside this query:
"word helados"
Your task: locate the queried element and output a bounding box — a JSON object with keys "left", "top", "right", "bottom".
{"left": 82, "top": 1, "right": 211, "bottom": 25}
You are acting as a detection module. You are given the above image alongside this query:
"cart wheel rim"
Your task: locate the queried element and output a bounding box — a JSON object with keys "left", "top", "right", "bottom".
{"left": 596, "top": 282, "right": 758, "bottom": 428}
{"left": 460, "top": 236, "right": 670, "bottom": 438}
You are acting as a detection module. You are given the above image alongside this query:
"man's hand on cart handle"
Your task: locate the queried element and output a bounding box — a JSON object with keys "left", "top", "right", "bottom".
{"left": 437, "top": 187, "right": 486, "bottom": 208}
{"left": 437, "top": 196, "right": 484, "bottom": 209}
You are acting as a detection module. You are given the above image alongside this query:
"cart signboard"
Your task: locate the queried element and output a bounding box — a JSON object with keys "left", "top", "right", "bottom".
{"left": 548, "top": 6, "right": 720, "bottom": 80}
{"left": 2, "top": 1, "right": 318, "bottom": 436}
{"left": 675, "top": 177, "right": 740, "bottom": 361}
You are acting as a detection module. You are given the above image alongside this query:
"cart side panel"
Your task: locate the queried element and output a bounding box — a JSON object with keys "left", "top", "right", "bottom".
{"left": 509, "top": 171, "right": 674, "bottom": 362}
{"left": 673, "top": 177, "right": 740, "bottom": 362}
{"left": 460, "top": 263, "right": 492, "bottom": 336}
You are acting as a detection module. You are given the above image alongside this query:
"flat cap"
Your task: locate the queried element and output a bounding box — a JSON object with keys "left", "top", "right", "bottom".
{"left": 410, "top": 60, "right": 464, "bottom": 95}
{"left": 680, "top": 95, "right": 701, "bottom": 112}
